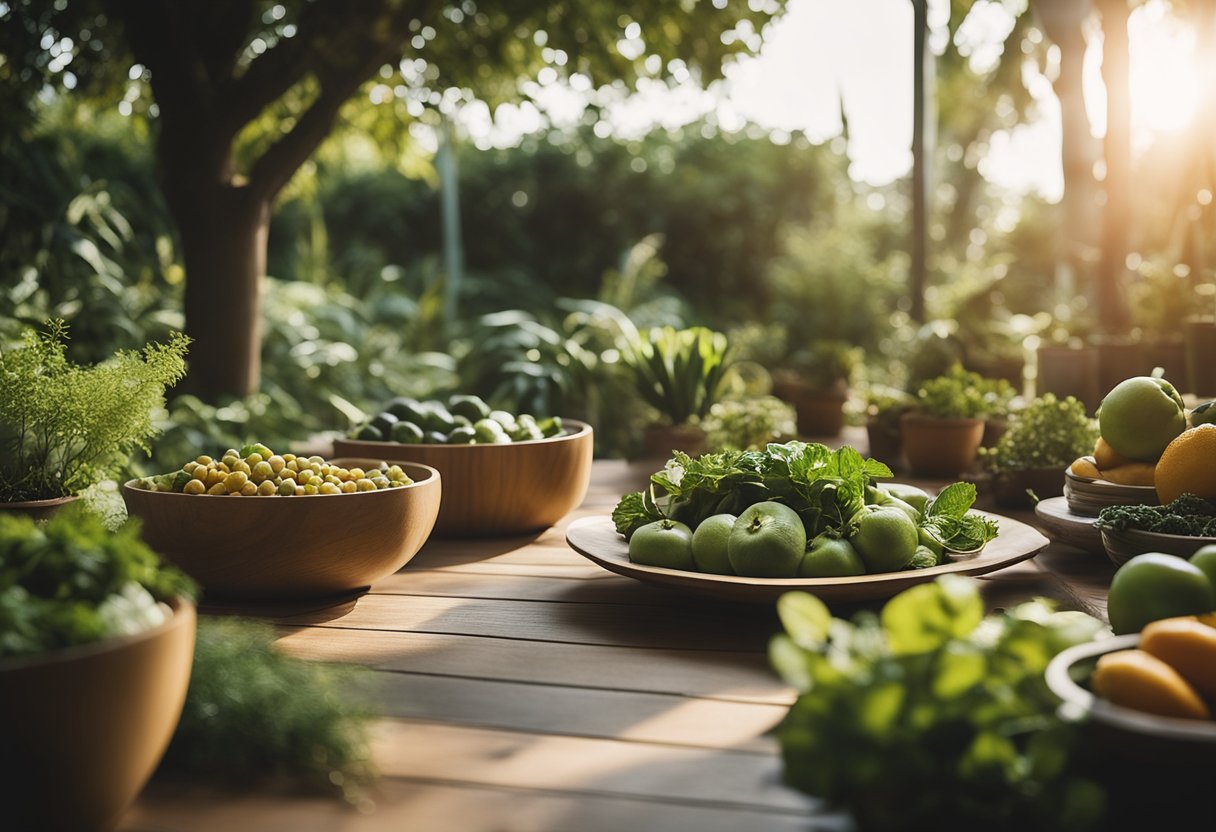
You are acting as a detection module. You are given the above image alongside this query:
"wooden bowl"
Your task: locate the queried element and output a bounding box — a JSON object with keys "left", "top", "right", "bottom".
{"left": 0, "top": 597, "right": 196, "bottom": 832}
{"left": 333, "top": 420, "right": 593, "bottom": 537}
{"left": 122, "top": 461, "right": 441, "bottom": 599}
{"left": 1064, "top": 468, "right": 1158, "bottom": 517}
{"left": 1099, "top": 526, "right": 1216, "bottom": 567}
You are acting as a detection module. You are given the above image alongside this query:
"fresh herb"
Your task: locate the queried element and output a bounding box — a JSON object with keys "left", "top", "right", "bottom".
{"left": 981, "top": 394, "right": 1098, "bottom": 474}
{"left": 1093, "top": 493, "right": 1216, "bottom": 537}
{"left": 613, "top": 440, "right": 892, "bottom": 540}
{"left": 0, "top": 503, "right": 195, "bottom": 658}
{"left": 700, "top": 395, "right": 797, "bottom": 451}
{"left": 770, "top": 577, "right": 1108, "bottom": 832}
{"left": 159, "top": 617, "right": 377, "bottom": 803}
{"left": 922, "top": 482, "right": 1001, "bottom": 553}
{"left": 916, "top": 365, "right": 1015, "bottom": 421}
{"left": 624, "top": 325, "right": 732, "bottom": 426}
{"left": 783, "top": 339, "right": 861, "bottom": 390}
{"left": 0, "top": 320, "right": 189, "bottom": 501}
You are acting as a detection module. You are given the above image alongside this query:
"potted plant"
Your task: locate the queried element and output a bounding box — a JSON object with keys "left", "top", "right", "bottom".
{"left": 0, "top": 320, "right": 189, "bottom": 518}
{"left": 771, "top": 339, "right": 861, "bottom": 438}
{"left": 699, "top": 395, "right": 798, "bottom": 452}
{"left": 861, "top": 385, "right": 916, "bottom": 470}
{"left": 978, "top": 393, "right": 1099, "bottom": 508}
{"left": 901, "top": 365, "right": 998, "bottom": 478}
{"left": 975, "top": 373, "right": 1019, "bottom": 449}
{"left": 625, "top": 325, "right": 732, "bottom": 458}
{"left": 0, "top": 504, "right": 197, "bottom": 831}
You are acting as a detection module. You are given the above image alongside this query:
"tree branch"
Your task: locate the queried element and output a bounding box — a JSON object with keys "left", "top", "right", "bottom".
{"left": 108, "top": 0, "right": 212, "bottom": 120}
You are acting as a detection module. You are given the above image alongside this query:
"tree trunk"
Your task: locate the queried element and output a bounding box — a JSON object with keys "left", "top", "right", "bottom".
{"left": 1095, "top": 0, "right": 1133, "bottom": 335}
{"left": 174, "top": 185, "right": 270, "bottom": 399}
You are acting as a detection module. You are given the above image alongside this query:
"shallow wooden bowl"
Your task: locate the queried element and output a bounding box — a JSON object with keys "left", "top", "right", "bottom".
{"left": 1099, "top": 526, "right": 1216, "bottom": 567}
{"left": 122, "top": 461, "right": 441, "bottom": 599}
{"left": 333, "top": 419, "right": 593, "bottom": 537}
{"left": 1064, "top": 469, "right": 1159, "bottom": 517}
{"left": 0, "top": 598, "right": 196, "bottom": 832}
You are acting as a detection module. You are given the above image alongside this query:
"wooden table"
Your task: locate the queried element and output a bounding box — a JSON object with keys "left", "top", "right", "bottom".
{"left": 121, "top": 448, "right": 1116, "bottom": 832}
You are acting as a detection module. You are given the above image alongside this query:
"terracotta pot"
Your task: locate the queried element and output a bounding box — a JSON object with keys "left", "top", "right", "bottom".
{"left": 982, "top": 418, "right": 1007, "bottom": 449}
{"left": 1035, "top": 345, "right": 1100, "bottom": 413}
{"left": 0, "top": 494, "right": 80, "bottom": 522}
{"left": 642, "top": 423, "right": 707, "bottom": 460}
{"left": 1186, "top": 319, "right": 1216, "bottom": 397}
{"left": 772, "top": 375, "right": 848, "bottom": 437}
{"left": 900, "top": 412, "right": 986, "bottom": 478}
{"left": 865, "top": 418, "right": 903, "bottom": 470}
{"left": 991, "top": 467, "right": 1066, "bottom": 509}
{"left": 0, "top": 597, "right": 196, "bottom": 832}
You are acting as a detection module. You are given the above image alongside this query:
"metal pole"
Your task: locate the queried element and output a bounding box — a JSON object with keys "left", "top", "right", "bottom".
{"left": 438, "top": 117, "right": 464, "bottom": 327}
{"left": 910, "top": 0, "right": 930, "bottom": 323}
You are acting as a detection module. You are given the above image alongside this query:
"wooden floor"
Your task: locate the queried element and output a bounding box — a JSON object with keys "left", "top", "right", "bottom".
{"left": 121, "top": 431, "right": 1115, "bottom": 832}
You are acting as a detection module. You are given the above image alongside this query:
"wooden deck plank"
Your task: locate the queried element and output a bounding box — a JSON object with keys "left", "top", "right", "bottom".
{"left": 369, "top": 719, "right": 818, "bottom": 813}
{"left": 276, "top": 593, "right": 783, "bottom": 652}
{"left": 124, "top": 778, "right": 844, "bottom": 832}
{"left": 273, "top": 628, "right": 794, "bottom": 704}
{"left": 364, "top": 671, "right": 786, "bottom": 752}
{"left": 369, "top": 569, "right": 685, "bottom": 605}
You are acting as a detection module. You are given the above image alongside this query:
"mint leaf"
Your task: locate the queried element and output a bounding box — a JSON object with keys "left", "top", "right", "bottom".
{"left": 927, "top": 481, "right": 977, "bottom": 519}
{"left": 863, "top": 458, "right": 894, "bottom": 479}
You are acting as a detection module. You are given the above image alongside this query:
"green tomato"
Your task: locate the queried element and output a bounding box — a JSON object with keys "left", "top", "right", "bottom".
{"left": 728, "top": 501, "right": 805, "bottom": 577}
{"left": 1107, "top": 552, "right": 1216, "bottom": 635}
{"left": 629, "top": 519, "right": 695, "bottom": 570}
{"left": 847, "top": 505, "right": 919, "bottom": 573}
{"left": 798, "top": 534, "right": 865, "bottom": 578}
{"left": 691, "top": 513, "right": 736, "bottom": 575}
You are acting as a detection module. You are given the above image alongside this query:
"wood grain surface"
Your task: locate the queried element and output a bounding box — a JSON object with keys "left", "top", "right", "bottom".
{"left": 121, "top": 430, "right": 1117, "bottom": 832}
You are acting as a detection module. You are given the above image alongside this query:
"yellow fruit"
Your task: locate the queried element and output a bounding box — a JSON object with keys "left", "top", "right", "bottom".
{"left": 1094, "top": 436, "right": 1134, "bottom": 470}
{"left": 1140, "top": 617, "right": 1216, "bottom": 702}
{"left": 1097, "top": 463, "right": 1157, "bottom": 487}
{"left": 1092, "top": 648, "right": 1211, "bottom": 720}
{"left": 1069, "top": 457, "right": 1101, "bottom": 479}
{"left": 1154, "top": 424, "right": 1216, "bottom": 505}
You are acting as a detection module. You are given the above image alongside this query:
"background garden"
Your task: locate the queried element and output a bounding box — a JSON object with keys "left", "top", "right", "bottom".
{"left": 3, "top": 0, "right": 1216, "bottom": 468}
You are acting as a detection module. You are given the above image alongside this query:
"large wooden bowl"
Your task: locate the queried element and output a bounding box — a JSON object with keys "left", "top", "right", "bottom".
{"left": 333, "top": 420, "right": 593, "bottom": 537}
{"left": 122, "top": 460, "right": 441, "bottom": 599}
{"left": 0, "top": 597, "right": 196, "bottom": 832}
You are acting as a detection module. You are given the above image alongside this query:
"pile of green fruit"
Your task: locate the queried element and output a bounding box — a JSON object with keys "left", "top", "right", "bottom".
{"left": 130, "top": 443, "right": 413, "bottom": 496}
{"left": 351, "top": 395, "right": 564, "bottom": 445}
{"left": 613, "top": 442, "right": 1000, "bottom": 578}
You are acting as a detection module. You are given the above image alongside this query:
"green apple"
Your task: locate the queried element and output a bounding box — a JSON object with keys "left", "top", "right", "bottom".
{"left": 799, "top": 534, "right": 865, "bottom": 577}
{"left": 728, "top": 501, "right": 806, "bottom": 577}
{"left": 847, "top": 505, "right": 919, "bottom": 573}
{"left": 1190, "top": 544, "right": 1216, "bottom": 590}
{"left": 691, "top": 513, "right": 737, "bottom": 575}
{"left": 629, "top": 519, "right": 695, "bottom": 570}
{"left": 1097, "top": 376, "right": 1187, "bottom": 461}
{"left": 877, "top": 483, "right": 932, "bottom": 514}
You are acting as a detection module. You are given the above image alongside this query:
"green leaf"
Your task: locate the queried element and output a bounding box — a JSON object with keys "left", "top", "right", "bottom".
{"left": 927, "top": 482, "right": 977, "bottom": 519}
{"left": 769, "top": 634, "right": 815, "bottom": 692}
{"left": 777, "top": 591, "right": 832, "bottom": 649}
{"left": 882, "top": 574, "right": 983, "bottom": 655}
{"left": 932, "top": 642, "right": 986, "bottom": 699}
{"left": 863, "top": 458, "right": 894, "bottom": 479}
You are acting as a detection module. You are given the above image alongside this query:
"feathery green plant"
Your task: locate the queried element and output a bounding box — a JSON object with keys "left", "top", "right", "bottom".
{"left": 626, "top": 325, "right": 732, "bottom": 426}
{"left": 0, "top": 320, "right": 189, "bottom": 501}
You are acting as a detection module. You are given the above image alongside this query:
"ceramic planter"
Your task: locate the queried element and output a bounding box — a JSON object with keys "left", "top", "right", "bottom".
{"left": 642, "top": 423, "right": 707, "bottom": 460}
{"left": 900, "top": 412, "right": 986, "bottom": 478}
{"left": 0, "top": 494, "right": 81, "bottom": 522}
{"left": 0, "top": 597, "right": 196, "bottom": 832}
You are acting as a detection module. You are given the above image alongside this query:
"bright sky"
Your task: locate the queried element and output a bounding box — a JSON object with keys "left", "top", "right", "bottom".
{"left": 454, "top": 0, "right": 1203, "bottom": 203}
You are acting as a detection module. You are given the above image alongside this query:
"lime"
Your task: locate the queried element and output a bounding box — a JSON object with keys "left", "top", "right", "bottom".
{"left": 691, "top": 513, "right": 737, "bottom": 575}
{"left": 629, "top": 519, "right": 695, "bottom": 570}
{"left": 1107, "top": 552, "right": 1216, "bottom": 635}
{"left": 847, "top": 505, "right": 919, "bottom": 573}
{"left": 390, "top": 421, "right": 425, "bottom": 444}
{"left": 799, "top": 534, "right": 865, "bottom": 577}
{"left": 728, "top": 501, "right": 806, "bottom": 577}
{"left": 1189, "top": 544, "right": 1216, "bottom": 591}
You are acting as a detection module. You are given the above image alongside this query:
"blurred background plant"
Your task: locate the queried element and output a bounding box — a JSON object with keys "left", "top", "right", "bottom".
{"left": 701, "top": 395, "right": 797, "bottom": 452}
{"left": 624, "top": 325, "right": 733, "bottom": 430}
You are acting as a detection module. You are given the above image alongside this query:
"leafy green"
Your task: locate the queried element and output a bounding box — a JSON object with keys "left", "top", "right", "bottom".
{"left": 980, "top": 394, "right": 1098, "bottom": 474}
{"left": 0, "top": 502, "right": 195, "bottom": 658}
{"left": 613, "top": 440, "right": 894, "bottom": 541}
{"left": 916, "top": 365, "right": 1016, "bottom": 420}
{"left": 923, "top": 482, "right": 1000, "bottom": 553}
{"left": 0, "top": 319, "right": 189, "bottom": 501}
{"left": 625, "top": 325, "right": 732, "bottom": 426}
{"left": 700, "top": 395, "right": 797, "bottom": 452}
{"left": 158, "top": 617, "right": 377, "bottom": 803}
{"left": 769, "top": 577, "right": 1109, "bottom": 832}
{"left": 1093, "top": 493, "right": 1216, "bottom": 537}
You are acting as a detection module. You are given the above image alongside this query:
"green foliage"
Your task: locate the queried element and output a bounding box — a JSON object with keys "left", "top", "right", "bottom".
{"left": 0, "top": 320, "right": 189, "bottom": 501}
{"left": 159, "top": 617, "right": 376, "bottom": 801}
{"left": 626, "top": 326, "right": 733, "bottom": 427}
{"left": 769, "top": 576, "right": 1109, "bottom": 832}
{"left": 981, "top": 394, "right": 1098, "bottom": 474}
{"left": 1094, "top": 493, "right": 1216, "bottom": 537}
{"left": 922, "top": 482, "right": 1000, "bottom": 553}
{"left": 0, "top": 502, "right": 195, "bottom": 658}
{"left": 863, "top": 384, "right": 917, "bottom": 432}
{"left": 915, "top": 365, "right": 1015, "bottom": 421}
{"left": 784, "top": 339, "right": 863, "bottom": 389}
{"left": 701, "top": 395, "right": 797, "bottom": 452}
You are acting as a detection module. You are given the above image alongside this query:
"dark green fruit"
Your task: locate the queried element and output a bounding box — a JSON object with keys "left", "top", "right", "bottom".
{"left": 422, "top": 430, "right": 448, "bottom": 445}
{"left": 390, "top": 421, "right": 425, "bottom": 444}
{"left": 354, "top": 424, "right": 384, "bottom": 441}
{"left": 370, "top": 411, "right": 399, "bottom": 435}
{"left": 449, "top": 394, "right": 492, "bottom": 422}
{"left": 385, "top": 397, "right": 419, "bottom": 420}
{"left": 446, "top": 426, "right": 477, "bottom": 444}
{"left": 417, "top": 403, "right": 456, "bottom": 433}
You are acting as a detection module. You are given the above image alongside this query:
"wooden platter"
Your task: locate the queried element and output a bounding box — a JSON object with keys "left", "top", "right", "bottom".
{"left": 565, "top": 512, "right": 1049, "bottom": 604}
{"left": 1034, "top": 496, "right": 1105, "bottom": 554}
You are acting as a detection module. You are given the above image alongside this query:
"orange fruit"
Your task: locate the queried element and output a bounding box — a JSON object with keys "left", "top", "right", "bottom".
{"left": 1154, "top": 424, "right": 1216, "bottom": 505}
{"left": 1094, "top": 436, "right": 1133, "bottom": 470}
